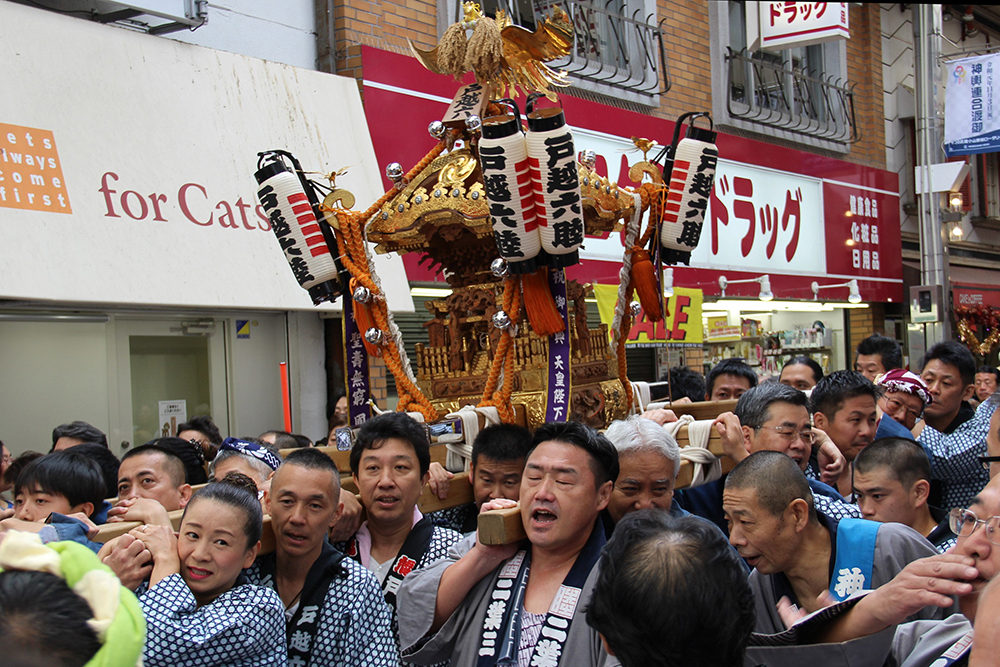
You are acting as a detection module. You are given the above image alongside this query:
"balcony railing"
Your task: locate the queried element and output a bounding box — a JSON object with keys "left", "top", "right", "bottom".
{"left": 725, "top": 47, "right": 859, "bottom": 143}
{"left": 487, "top": 0, "right": 670, "bottom": 97}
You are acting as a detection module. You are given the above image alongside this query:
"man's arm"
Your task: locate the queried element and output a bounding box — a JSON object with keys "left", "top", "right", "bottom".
{"left": 432, "top": 499, "right": 520, "bottom": 631}
{"left": 814, "top": 554, "right": 976, "bottom": 644}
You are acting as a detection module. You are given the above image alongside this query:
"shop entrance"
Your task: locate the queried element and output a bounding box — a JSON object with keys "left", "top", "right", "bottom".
{"left": 114, "top": 319, "right": 229, "bottom": 449}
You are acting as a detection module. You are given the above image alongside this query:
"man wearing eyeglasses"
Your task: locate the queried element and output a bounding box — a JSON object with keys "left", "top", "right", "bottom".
{"left": 675, "top": 383, "right": 860, "bottom": 535}
{"left": 874, "top": 369, "right": 931, "bottom": 432}
{"left": 745, "top": 475, "right": 1000, "bottom": 666}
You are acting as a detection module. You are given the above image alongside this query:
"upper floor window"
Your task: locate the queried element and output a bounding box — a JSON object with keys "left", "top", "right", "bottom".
{"left": 711, "top": 1, "right": 858, "bottom": 148}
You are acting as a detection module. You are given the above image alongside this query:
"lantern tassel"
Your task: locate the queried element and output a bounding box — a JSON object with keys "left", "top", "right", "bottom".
{"left": 354, "top": 301, "right": 383, "bottom": 357}
{"left": 630, "top": 247, "right": 662, "bottom": 321}
{"left": 521, "top": 269, "right": 565, "bottom": 337}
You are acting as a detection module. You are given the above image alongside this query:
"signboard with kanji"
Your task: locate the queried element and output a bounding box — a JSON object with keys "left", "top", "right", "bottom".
{"left": 760, "top": 2, "right": 849, "bottom": 51}
{"left": 944, "top": 53, "right": 1000, "bottom": 157}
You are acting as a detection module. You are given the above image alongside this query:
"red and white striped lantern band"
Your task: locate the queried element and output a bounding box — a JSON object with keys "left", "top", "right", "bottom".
{"left": 255, "top": 154, "right": 342, "bottom": 305}
{"left": 526, "top": 98, "right": 585, "bottom": 268}
{"left": 480, "top": 101, "right": 541, "bottom": 275}
{"left": 659, "top": 119, "right": 718, "bottom": 266}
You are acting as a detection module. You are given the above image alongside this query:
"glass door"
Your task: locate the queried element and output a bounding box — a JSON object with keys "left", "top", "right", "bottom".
{"left": 114, "top": 319, "right": 229, "bottom": 449}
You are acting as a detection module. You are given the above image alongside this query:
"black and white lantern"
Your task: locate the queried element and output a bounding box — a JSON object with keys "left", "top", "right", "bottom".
{"left": 659, "top": 116, "right": 718, "bottom": 265}
{"left": 479, "top": 101, "right": 542, "bottom": 274}
{"left": 526, "top": 97, "right": 584, "bottom": 268}
{"left": 255, "top": 153, "right": 342, "bottom": 304}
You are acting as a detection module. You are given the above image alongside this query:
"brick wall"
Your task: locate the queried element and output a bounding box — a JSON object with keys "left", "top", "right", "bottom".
{"left": 322, "top": 0, "right": 885, "bottom": 170}
{"left": 847, "top": 304, "right": 887, "bottom": 361}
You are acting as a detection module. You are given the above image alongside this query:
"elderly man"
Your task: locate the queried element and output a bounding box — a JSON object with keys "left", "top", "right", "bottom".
{"left": 243, "top": 447, "right": 397, "bottom": 666}
{"left": 397, "top": 420, "right": 619, "bottom": 666}
{"left": 209, "top": 437, "right": 281, "bottom": 492}
{"left": 723, "top": 451, "right": 940, "bottom": 634}
{"left": 875, "top": 368, "right": 932, "bottom": 433}
{"left": 747, "top": 474, "right": 1000, "bottom": 666}
{"left": 974, "top": 366, "right": 1000, "bottom": 406}
{"left": 675, "top": 382, "right": 859, "bottom": 534}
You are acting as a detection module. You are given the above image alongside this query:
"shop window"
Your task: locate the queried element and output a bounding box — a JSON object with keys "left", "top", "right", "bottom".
{"left": 709, "top": 1, "right": 855, "bottom": 151}
{"left": 437, "top": 0, "right": 669, "bottom": 105}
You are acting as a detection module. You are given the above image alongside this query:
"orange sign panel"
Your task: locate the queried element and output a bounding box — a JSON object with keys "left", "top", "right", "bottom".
{"left": 0, "top": 123, "right": 71, "bottom": 213}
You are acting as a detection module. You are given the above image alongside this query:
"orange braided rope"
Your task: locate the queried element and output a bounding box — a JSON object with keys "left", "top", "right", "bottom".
{"left": 333, "top": 215, "right": 438, "bottom": 421}
{"left": 319, "top": 140, "right": 448, "bottom": 422}
{"left": 478, "top": 276, "right": 520, "bottom": 423}
{"left": 617, "top": 279, "right": 635, "bottom": 410}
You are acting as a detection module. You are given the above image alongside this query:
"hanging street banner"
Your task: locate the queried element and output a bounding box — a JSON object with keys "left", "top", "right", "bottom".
{"left": 593, "top": 284, "right": 703, "bottom": 347}
{"left": 945, "top": 53, "right": 1000, "bottom": 157}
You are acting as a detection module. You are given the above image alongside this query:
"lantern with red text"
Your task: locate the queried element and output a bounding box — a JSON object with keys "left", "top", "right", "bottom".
{"left": 659, "top": 114, "right": 718, "bottom": 265}
{"left": 480, "top": 100, "right": 542, "bottom": 275}
{"left": 525, "top": 95, "right": 584, "bottom": 268}
{"left": 255, "top": 151, "right": 343, "bottom": 305}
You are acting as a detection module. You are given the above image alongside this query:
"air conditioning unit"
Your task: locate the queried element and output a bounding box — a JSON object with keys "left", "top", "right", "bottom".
{"left": 12, "top": 0, "right": 207, "bottom": 34}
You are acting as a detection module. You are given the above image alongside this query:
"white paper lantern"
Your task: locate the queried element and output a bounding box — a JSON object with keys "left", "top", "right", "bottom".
{"left": 659, "top": 126, "right": 718, "bottom": 265}
{"left": 480, "top": 110, "right": 541, "bottom": 274}
{"left": 526, "top": 107, "right": 584, "bottom": 268}
{"left": 255, "top": 160, "right": 341, "bottom": 304}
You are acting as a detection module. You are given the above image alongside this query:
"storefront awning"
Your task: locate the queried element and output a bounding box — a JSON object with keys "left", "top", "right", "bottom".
{"left": 0, "top": 2, "right": 413, "bottom": 313}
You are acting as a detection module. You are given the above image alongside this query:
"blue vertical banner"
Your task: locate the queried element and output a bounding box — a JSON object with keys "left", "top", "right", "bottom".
{"left": 945, "top": 53, "right": 1000, "bottom": 157}
{"left": 545, "top": 268, "right": 571, "bottom": 422}
{"left": 342, "top": 294, "right": 372, "bottom": 429}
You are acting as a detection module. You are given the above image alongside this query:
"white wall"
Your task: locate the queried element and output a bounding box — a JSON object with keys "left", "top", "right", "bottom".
{"left": 168, "top": 0, "right": 318, "bottom": 70}
{"left": 0, "top": 320, "right": 111, "bottom": 455}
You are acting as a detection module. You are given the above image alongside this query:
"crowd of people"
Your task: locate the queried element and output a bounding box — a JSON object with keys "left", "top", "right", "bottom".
{"left": 2, "top": 333, "right": 1000, "bottom": 666}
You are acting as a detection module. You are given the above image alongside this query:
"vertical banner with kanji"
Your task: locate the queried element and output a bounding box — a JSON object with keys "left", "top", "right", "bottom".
{"left": 593, "top": 284, "right": 704, "bottom": 346}
{"left": 343, "top": 294, "right": 372, "bottom": 429}
{"left": 546, "top": 268, "right": 571, "bottom": 421}
{"left": 945, "top": 53, "right": 1000, "bottom": 157}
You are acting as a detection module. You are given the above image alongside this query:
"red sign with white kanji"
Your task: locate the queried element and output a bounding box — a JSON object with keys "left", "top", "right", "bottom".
{"left": 822, "top": 182, "right": 901, "bottom": 283}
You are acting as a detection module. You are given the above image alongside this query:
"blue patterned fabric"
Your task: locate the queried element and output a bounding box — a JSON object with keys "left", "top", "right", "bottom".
{"left": 138, "top": 573, "right": 286, "bottom": 667}
{"left": 918, "top": 399, "right": 998, "bottom": 511}
{"left": 246, "top": 555, "right": 398, "bottom": 667}
{"left": 336, "top": 524, "right": 462, "bottom": 667}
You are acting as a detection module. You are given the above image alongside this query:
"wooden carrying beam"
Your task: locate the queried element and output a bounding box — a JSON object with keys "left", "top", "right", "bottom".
{"left": 658, "top": 399, "right": 737, "bottom": 421}
{"left": 93, "top": 472, "right": 476, "bottom": 554}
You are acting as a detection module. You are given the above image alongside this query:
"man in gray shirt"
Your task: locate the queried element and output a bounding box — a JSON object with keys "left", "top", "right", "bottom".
{"left": 722, "top": 451, "right": 940, "bottom": 633}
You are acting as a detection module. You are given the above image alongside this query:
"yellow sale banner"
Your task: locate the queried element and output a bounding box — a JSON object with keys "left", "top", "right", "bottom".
{"left": 593, "top": 284, "right": 703, "bottom": 346}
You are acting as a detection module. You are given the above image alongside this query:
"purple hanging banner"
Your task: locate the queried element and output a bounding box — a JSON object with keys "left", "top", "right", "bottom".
{"left": 343, "top": 295, "right": 372, "bottom": 432}
{"left": 545, "top": 268, "right": 571, "bottom": 422}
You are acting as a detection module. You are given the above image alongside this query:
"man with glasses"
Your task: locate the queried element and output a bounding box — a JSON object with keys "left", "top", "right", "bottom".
{"left": 676, "top": 383, "right": 860, "bottom": 535}
{"left": 746, "top": 475, "right": 1000, "bottom": 666}
{"left": 875, "top": 369, "right": 931, "bottom": 433}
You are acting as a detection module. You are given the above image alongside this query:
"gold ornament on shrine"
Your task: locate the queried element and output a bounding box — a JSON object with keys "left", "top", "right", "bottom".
{"left": 409, "top": 1, "right": 573, "bottom": 99}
